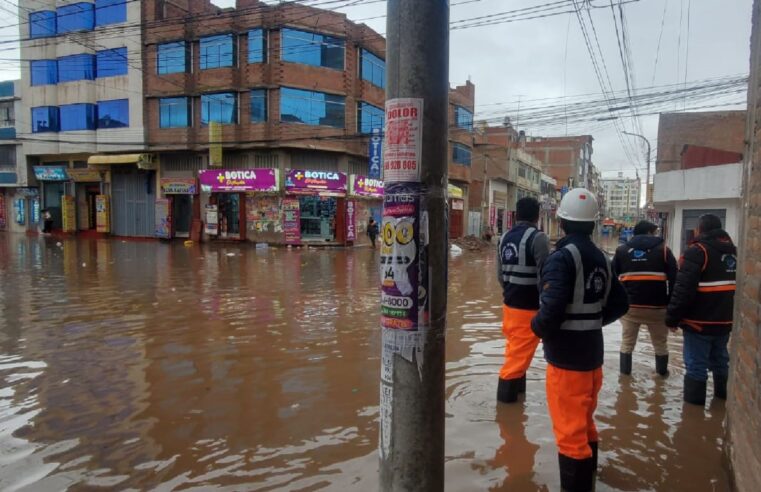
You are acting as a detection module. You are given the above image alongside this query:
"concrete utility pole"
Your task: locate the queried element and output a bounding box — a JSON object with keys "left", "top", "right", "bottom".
{"left": 379, "top": 0, "right": 449, "bottom": 490}
{"left": 623, "top": 131, "right": 652, "bottom": 208}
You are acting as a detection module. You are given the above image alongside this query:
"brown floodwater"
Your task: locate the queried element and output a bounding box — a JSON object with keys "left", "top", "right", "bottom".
{"left": 0, "top": 234, "right": 731, "bottom": 491}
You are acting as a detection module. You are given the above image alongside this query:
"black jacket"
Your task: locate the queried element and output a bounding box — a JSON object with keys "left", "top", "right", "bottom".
{"left": 531, "top": 234, "right": 629, "bottom": 371}
{"left": 612, "top": 235, "right": 677, "bottom": 308}
{"left": 666, "top": 229, "right": 737, "bottom": 335}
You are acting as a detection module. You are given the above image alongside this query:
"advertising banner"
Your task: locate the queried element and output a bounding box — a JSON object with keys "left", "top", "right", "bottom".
{"left": 205, "top": 204, "right": 219, "bottom": 235}
{"left": 369, "top": 127, "right": 383, "bottom": 179}
{"left": 62, "top": 195, "right": 76, "bottom": 232}
{"left": 199, "top": 169, "right": 279, "bottom": 193}
{"left": 160, "top": 178, "right": 197, "bottom": 195}
{"left": 96, "top": 195, "right": 110, "bottom": 233}
{"left": 285, "top": 170, "right": 347, "bottom": 194}
{"left": 155, "top": 199, "right": 171, "bottom": 238}
{"left": 282, "top": 198, "right": 301, "bottom": 245}
{"left": 33, "top": 166, "right": 68, "bottom": 181}
{"left": 67, "top": 169, "right": 102, "bottom": 182}
{"left": 346, "top": 199, "right": 357, "bottom": 241}
{"left": 383, "top": 98, "right": 423, "bottom": 183}
{"left": 350, "top": 175, "right": 384, "bottom": 198}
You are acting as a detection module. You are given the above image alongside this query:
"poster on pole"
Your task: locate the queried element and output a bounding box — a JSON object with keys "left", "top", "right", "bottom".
{"left": 383, "top": 98, "right": 423, "bottom": 183}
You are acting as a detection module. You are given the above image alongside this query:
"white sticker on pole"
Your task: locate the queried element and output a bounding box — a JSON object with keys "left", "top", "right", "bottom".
{"left": 383, "top": 98, "right": 424, "bottom": 183}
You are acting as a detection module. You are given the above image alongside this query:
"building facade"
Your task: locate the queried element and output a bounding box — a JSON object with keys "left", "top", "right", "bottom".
{"left": 471, "top": 124, "right": 517, "bottom": 238}
{"left": 601, "top": 174, "right": 640, "bottom": 225}
{"left": 448, "top": 81, "right": 475, "bottom": 238}
{"left": 524, "top": 135, "right": 594, "bottom": 190}
{"left": 0, "top": 80, "right": 31, "bottom": 233}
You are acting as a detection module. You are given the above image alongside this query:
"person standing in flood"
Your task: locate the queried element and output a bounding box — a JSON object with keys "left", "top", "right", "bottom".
{"left": 496, "top": 197, "right": 550, "bottom": 403}
{"left": 666, "top": 214, "right": 737, "bottom": 406}
{"left": 612, "top": 220, "right": 677, "bottom": 376}
{"left": 531, "top": 188, "right": 629, "bottom": 492}
{"left": 367, "top": 218, "right": 379, "bottom": 248}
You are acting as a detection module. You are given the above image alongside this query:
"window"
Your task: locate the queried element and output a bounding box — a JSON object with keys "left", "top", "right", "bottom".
{"left": 31, "top": 60, "right": 58, "bottom": 86}
{"left": 157, "top": 41, "right": 187, "bottom": 74}
{"left": 58, "top": 54, "right": 95, "bottom": 83}
{"left": 57, "top": 3, "right": 95, "bottom": 34}
{"left": 518, "top": 164, "right": 526, "bottom": 178}
{"left": 250, "top": 89, "right": 267, "bottom": 123}
{"left": 29, "top": 11, "right": 56, "bottom": 38}
{"left": 280, "top": 87, "right": 345, "bottom": 128}
{"left": 97, "top": 99, "right": 129, "bottom": 128}
{"left": 0, "top": 145, "right": 16, "bottom": 166}
{"left": 31, "top": 106, "right": 60, "bottom": 133}
{"left": 248, "top": 29, "right": 266, "bottom": 63}
{"left": 201, "top": 93, "right": 237, "bottom": 125}
{"left": 95, "top": 0, "right": 126, "bottom": 27}
{"left": 0, "top": 101, "right": 14, "bottom": 127}
{"left": 159, "top": 97, "right": 190, "bottom": 128}
{"left": 455, "top": 105, "right": 473, "bottom": 132}
{"left": 452, "top": 143, "right": 472, "bottom": 166}
{"left": 360, "top": 49, "right": 385, "bottom": 88}
{"left": 60, "top": 103, "right": 97, "bottom": 131}
{"left": 97, "top": 47, "right": 128, "bottom": 77}
{"left": 281, "top": 28, "right": 344, "bottom": 70}
{"left": 200, "top": 34, "right": 234, "bottom": 69}
{"left": 358, "top": 102, "right": 384, "bottom": 134}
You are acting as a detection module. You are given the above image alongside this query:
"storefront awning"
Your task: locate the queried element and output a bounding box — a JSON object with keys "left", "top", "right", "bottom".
{"left": 448, "top": 184, "right": 464, "bottom": 199}
{"left": 88, "top": 154, "right": 156, "bottom": 170}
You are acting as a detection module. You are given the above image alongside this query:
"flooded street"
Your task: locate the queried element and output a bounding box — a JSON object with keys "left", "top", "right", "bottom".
{"left": 0, "top": 235, "right": 731, "bottom": 491}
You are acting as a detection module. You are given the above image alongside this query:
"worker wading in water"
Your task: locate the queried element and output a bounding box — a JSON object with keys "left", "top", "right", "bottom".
{"left": 531, "top": 188, "right": 629, "bottom": 492}
{"left": 496, "top": 197, "right": 550, "bottom": 403}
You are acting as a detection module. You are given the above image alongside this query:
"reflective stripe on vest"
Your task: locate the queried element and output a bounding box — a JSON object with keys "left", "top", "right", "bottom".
{"left": 619, "top": 271, "right": 668, "bottom": 282}
{"left": 501, "top": 227, "right": 539, "bottom": 285}
{"left": 697, "top": 280, "right": 736, "bottom": 293}
{"left": 560, "top": 243, "right": 611, "bottom": 332}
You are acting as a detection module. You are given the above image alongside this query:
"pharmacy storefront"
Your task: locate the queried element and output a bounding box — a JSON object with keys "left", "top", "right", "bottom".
{"left": 285, "top": 170, "right": 349, "bottom": 244}
{"left": 349, "top": 175, "right": 383, "bottom": 244}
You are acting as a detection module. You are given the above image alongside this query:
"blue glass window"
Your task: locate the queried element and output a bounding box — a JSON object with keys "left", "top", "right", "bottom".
{"left": 31, "top": 106, "right": 60, "bottom": 133}
{"left": 57, "top": 3, "right": 95, "bottom": 34}
{"left": 159, "top": 97, "right": 190, "bottom": 128}
{"left": 58, "top": 54, "right": 95, "bottom": 83}
{"left": 280, "top": 87, "right": 345, "bottom": 128}
{"left": 157, "top": 41, "right": 186, "bottom": 74}
{"left": 29, "top": 11, "right": 56, "bottom": 38}
{"left": 360, "top": 49, "right": 385, "bottom": 89}
{"left": 358, "top": 102, "right": 384, "bottom": 134}
{"left": 95, "top": 0, "right": 126, "bottom": 27}
{"left": 200, "top": 34, "right": 234, "bottom": 70}
{"left": 281, "top": 29, "right": 344, "bottom": 70}
{"left": 452, "top": 143, "right": 472, "bottom": 166}
{"left": 31, "top": 60, "right": 58, "bottom": 86}
{"left": 201, "top": 93, "right": 237, "bottom": 125}
{"left": 250, "top": 89, "right": 267, "bottom": 123}
{"left": 60, "top": 103, "right": 97, "bottom": 131}
{"left": 248, "top": 29, "right": 265, "bottom": 63}
{"left": 97, "top": 99, "right": 129, "bottom": 128}
{"left": 455, "top": 106, "right": 473, "bottom": 132}
{"left": 97, "top": 47, "right": 128, "bottom": 78}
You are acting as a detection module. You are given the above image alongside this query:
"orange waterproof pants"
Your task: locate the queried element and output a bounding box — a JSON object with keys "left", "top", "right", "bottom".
{"left": 546, "top": 364, "right": 603, "bottom": 459}
{"left": 500, "top": 305, "right": 540, "bottom": 380}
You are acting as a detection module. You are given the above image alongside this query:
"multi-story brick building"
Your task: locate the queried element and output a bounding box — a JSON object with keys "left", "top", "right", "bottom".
{"left": 524, "top": 135, "right": 594, "bottom": 191}
{"left": 448, "top": 81, "right": 475, "bottom": 237}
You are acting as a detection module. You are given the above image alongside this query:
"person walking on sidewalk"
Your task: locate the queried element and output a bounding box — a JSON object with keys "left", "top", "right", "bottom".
{"left": 666, "top": 214, "right": 737, "bottom": 406}
{"left": 531, "top": 188, "right": 629, "bottom": 492}
{"left": 613, "top": 220, "right": 678, "bottom": 376}
{"left": 496, "top": 197, "right": 550, "bottom": 403}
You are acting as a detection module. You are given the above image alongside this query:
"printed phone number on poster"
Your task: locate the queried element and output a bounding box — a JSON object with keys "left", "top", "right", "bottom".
{"left": 384, "top": 160, "right": 418, "bottom": 171}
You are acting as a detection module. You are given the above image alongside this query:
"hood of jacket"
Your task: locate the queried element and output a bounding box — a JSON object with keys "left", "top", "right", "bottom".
{"left": 626, "top": 234, "right": 665, "bottom": 251}
{"left": 697, "top": 229, "right": 736, "bottom": 255}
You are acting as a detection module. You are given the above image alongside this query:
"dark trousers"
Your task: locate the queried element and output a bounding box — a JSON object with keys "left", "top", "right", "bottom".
{"left": 683, "top": 330, "right": 730, "bottom": 382}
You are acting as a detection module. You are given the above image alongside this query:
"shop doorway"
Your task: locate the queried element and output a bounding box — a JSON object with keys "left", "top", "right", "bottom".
{"left": 85, "top": 185, "right": 99, "bottom": 230}
{"left": 299, "top": 196, "right": 336, "bottom": 241}
{"left": 43, "top": 182, "right": 65, "bottom": 230}
{"left": 218, "top": 193, "right": 241, "bottom": 239}
{"left": 173, "top": 195, "right": 192, "bottom": 238}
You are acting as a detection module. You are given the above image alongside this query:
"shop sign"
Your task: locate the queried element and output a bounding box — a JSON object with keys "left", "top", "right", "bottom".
{"left": 448, "top": 183, "right": 464, "bottom": 199}
{"left": 383, "top": 98, "right": 423, "bottom": 183}
{"left": 17, "top": 188, "right": 39, "bottom": 197}
{"left": 452, "top": 199, "right": 464, "bottom": 211}
{"left": 346, "top": 200, "right": 357, "bottom": 242}
{"left": 96, "top": 195, "right": 110, "bottom": 233}
{"left": 285, "top": 169, "right": 347, "bottom": 194}
{"left": 350, "top": 175, "right": 384, "bottom": 198}
{"left": 62, "top": 195, "right": 76, "bottom": 232}
{"left": 0, "top": 192, "right": 6, "bottom": 230}
{"left": 33, "top": 166, "right": 68, "bottom": 181}
{"left": 67, "top": 169, "right": 102, "bottom": 182}
{"left": 199, "top": 169, "right": 279, "bottom": 193}
{"left": 155, "top": 199, "right": 172, "bottom": 239}
{"left": 205, "top": 204, "right": 219, "bottom": 235}
{"left": 369, "top": 128, "right": 383, "bottom": 179}
{"left": 160, "top": 178, "right": 197, "bottom": 195}
{"left": 283, "top": 198, "right": 301, "bottom": 245}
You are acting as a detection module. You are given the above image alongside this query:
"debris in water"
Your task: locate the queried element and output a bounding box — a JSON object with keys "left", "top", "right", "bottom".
{"left": 452, "top": 235, "right": 492, "bottom": 252}
{"left": 226, "top": 253, "right": 236, "bottom": 257}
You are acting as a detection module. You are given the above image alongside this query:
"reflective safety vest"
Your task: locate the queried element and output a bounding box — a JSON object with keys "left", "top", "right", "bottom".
{"left": 560, "top": 243, "right": 612, "bottom": 332}
{"left": 616, "top": 243, "right": 671, "bottom": 308}
{"left": 683, "top": 241, "right": 737, "bottom": 333}
{"left": 500, "top": 224, "right": 540, "bottom": 310}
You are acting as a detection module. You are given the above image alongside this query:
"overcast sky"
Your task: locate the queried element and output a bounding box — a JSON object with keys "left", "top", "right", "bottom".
{"left": 0, "top": 0, "right": 752, "bottom": 179}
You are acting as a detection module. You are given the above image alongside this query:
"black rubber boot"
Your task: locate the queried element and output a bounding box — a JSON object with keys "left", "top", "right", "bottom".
{"left": 497, "top": 377, "right": 520, "bottom": 403}
{"left": 589, "top": 441, "right": 598, "bottom": 471}
{"left": 518, "top": 374, "right": 527, "bottom": 394}
{"left": 714, "top": 374, "right": 728, "bottom": 399}
{"left": 655, "top": 354, "right": 669, "bottom": 376}
{"left": 559, "top": 453, "right": 595, "bottom": 492}
{"left": 619, "top": 352, "right": 632, "bottom": 375}
{"left": 683, "top": 376, "right": 707, "bottom": 406}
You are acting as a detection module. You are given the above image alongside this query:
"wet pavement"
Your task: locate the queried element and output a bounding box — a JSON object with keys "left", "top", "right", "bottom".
{"left": 0, "top": 235, "right": 731, "bottom": 491}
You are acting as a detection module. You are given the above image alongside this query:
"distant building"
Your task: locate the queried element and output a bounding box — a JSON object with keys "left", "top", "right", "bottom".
{"left": 540, "top": 173, "right": 560, "bottom": 239}
{"left": 524, "top": 135, "right": 594, "bottom": 190}
{"left": 602, "top": 173, "right": 641, "bottom": 225}
{"left": 0, "top": 80, "right": 33, "bottom": 234}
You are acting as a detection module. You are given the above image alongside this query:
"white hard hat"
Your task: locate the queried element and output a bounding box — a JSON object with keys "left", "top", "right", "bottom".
{"left": 557, "top": 188, "right": 599, "bottom": 222}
